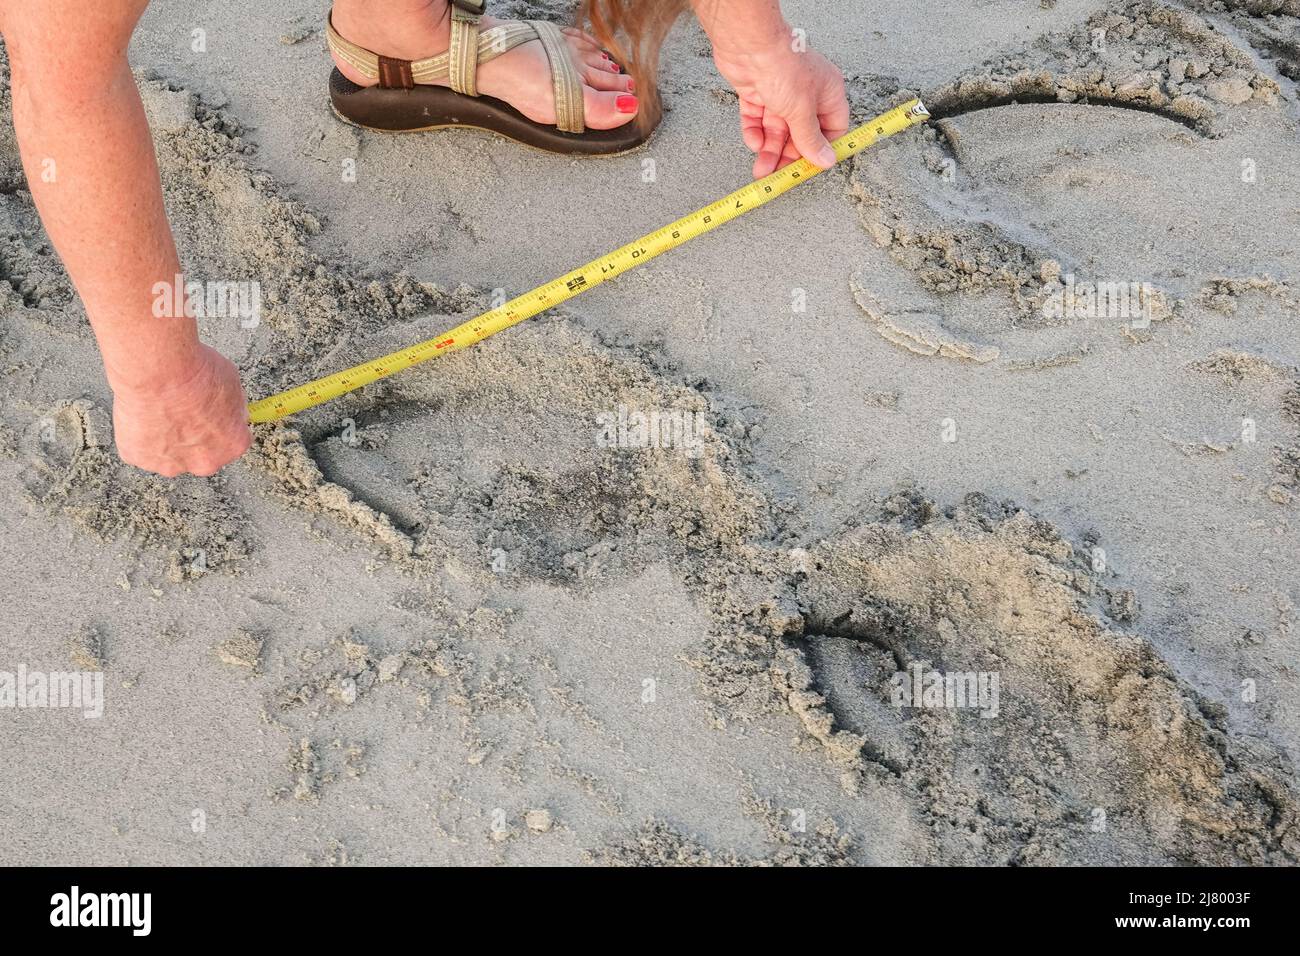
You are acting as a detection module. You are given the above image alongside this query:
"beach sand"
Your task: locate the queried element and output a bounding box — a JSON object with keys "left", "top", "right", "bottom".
{"left": 1, "top": 0, "right": 1298, "bottom": 864}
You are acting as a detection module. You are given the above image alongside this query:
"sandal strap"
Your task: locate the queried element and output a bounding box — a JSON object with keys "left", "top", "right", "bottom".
{"left": 448, "top": 3, "right": 482, "bottom": 97}
{"left": 326, "top": 8, "right": 585, "bottom": 134}
{"left": 528, "top": 20, "right": 585, "bottom": 134}
{"left": 327, "top": 15, "right": 536, "bottom": 87}
{"left": 421, "top": 22, "right": 535, "bottom": 84}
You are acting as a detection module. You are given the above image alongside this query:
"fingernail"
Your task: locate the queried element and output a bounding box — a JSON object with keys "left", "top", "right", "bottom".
{"left": 626, "top": 78, "right": 635, "bottom": 92}
{"left": 612, "top": 63, "right": 622, "bottom": 72}
{"left": 601, "top": 51, "right": 610, "bottom": 59}
{"left": 616, "top": 95, "right": 638, "bottom": 113}
{"left": 818, "top": 145, "right": 836, "bottom": 166}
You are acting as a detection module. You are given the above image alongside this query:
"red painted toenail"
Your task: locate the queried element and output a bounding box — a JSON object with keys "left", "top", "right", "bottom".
{"left": 616, "top": 95, "right": 638, "bottom": 113}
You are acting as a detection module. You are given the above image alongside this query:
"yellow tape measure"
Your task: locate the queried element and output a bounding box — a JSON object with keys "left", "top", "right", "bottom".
{"left": 248, "top": 99, "right": 930, "bottom": 423}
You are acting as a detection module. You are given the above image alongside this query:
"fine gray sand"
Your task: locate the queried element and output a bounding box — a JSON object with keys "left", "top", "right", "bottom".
{"left": 2, "top": 0, "right": 1298, "bottom": 864}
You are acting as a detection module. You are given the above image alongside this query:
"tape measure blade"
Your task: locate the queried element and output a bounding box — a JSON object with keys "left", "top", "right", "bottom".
{"left": 248, "top": 100, "right": 928, "bottom": 423}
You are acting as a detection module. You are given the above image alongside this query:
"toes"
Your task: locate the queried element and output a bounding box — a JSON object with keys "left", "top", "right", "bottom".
{"left": 581, "top": 43, "right": 624, "bottom": 71}
{"left": 582, "top": 87, "right": 639, "bottom": 130}
{"left": 582, "top": 51, "right": 622, "bottom": 76}
{"left": 582, "top": 62, "right": 634, "bottom": 92}
{"left": 562, "top": 27, "right": 602, "bottom": 51}
{"left": 568, "top": 32, "right": 627, "bottom": 75}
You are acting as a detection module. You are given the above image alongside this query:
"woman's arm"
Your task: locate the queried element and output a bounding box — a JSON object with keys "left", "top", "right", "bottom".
{"left": 689, "top": 0, "right": 849, "bottom": 178}
{"left": 2, "top": 0, "right": 250, "bottom": 477}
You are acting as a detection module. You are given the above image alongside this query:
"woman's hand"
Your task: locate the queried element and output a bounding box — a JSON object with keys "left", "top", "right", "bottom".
{"left": 110, "top": 345, "right": 253, "bottom": 478}
{"left": 713, "top": 40, "right": 850, "bottom": 179}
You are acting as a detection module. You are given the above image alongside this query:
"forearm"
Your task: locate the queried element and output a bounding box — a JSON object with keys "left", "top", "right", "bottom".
{"left": 7, "top": 5, "right": 200, "bottom": 395}
{"left": 689, "top": 0, "right": 791, "bottom": 56}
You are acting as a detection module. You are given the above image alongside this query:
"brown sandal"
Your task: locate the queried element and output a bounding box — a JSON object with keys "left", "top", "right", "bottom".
{"left": 326, "top": 0, "right": 654, "bottom": 156}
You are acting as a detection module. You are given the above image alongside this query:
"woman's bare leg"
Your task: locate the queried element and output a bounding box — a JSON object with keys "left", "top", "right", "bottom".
{"left": 0, "top": 0, "right": 251, "bottom": 477}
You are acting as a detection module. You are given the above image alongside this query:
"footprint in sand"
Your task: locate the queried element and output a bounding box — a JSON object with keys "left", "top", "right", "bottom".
{"left": 758, "top": 492, "right": 1300, "bottom": 865}
{"left": 254, "top": 316, "right": 768, "bottom": 583}
{"left": 18, "top": 399, "right": 252, "bottom": 581}
{"left": 19, "top": 400, "right": 107, "bottom": 498}
{"left": 848, "top": 0, "right": 1298, "bottom": 368}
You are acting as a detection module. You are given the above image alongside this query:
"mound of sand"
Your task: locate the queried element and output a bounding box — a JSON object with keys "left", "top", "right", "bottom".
{"left": 928, "top": 1, "right": 1280, "bottom": 128}
{"left": 745, "top": 493, "right": 1300, "bottom": 865}
{"left": 1187, "top": 0, "right": 1300, "bottom": 81}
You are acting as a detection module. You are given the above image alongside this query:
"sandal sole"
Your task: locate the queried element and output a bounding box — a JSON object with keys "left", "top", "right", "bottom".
{"left": 328, "top": 68, "right": 653, "bottom": 157}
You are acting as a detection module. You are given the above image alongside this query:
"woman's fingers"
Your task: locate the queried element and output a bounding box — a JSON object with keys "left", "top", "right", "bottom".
{"left": 785, "top": 106, "right": 836, "bottom": 169}
{"left": 819, "top": 109, "right": 849, "bottom": 145}
{"left": 739, "top": 98, "right": 766, "bottom": 153}
{"left": 753, "top": 114, "right": 790, "bottom": 179}
{"left": 110, "top": 344, "right": 254, "bottom": 478}
{"left": 776, "top": 137, "right": 802, "bottom": 170}
{"left": 731, "top": 53, "right": 849, "bottom": 177}
{"left": 818, "top": 75, "right": 851, "bottom": 144}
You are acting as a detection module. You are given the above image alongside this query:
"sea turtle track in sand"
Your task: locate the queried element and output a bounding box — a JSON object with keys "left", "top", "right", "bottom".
{"left": 926, "top": 75, "right": 1213, "bottom": 132}
{"left": 741, "top": 493, "right": 1300, "bottom": 864}
{"left": 841, "top": 0, "right": 1295, "bottom": 369}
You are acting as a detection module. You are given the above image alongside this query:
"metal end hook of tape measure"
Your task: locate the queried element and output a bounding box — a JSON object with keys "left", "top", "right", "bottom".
{"left": 247, "top": 98, "right": 931, "bottom": 425}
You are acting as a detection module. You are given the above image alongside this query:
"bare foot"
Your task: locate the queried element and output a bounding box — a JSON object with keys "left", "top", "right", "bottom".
{"left": 330, "top": 0, "right": 639, "bottom": 130}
